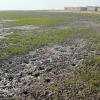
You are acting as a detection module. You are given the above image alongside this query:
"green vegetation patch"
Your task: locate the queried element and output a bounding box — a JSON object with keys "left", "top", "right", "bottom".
{"left": 47, "top": 55, "right": 100, "bottom": 99}
{"left": 86, "top": 33, "right": 100, "bottom": 43}
{"left": 75, "top": 55, "right": 100, "bottom": 95}
{"left": 7, "top": 18, "right": 66, "bottom": 27}
{"left": 0, "top": 11, "right": 37, "bottom": 19}
{"left": 0, "top": 28, "right": 93, "bottom": 59}
{"left": 0, "top": 29, "right": 71, "bottom": 59}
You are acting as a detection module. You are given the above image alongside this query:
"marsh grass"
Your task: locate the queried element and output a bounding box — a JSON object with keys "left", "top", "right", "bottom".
{"left": 1, "top": 11, "right": 100, "bottom": 27}
{"left": 0, "top": 28, "right": 94, "bottom": 59}
{"left": 0, "top": 11, "right": 38, "bottom": 19}
{"left": 47, "top": 55, "right": 100, "bottom": 99}
{"left": 0, "top": 11, "right": 100, "bottom": 59}
{"left": 6, "top": 18, "right": 69, "bottom": 27}
{"left": 0, "top": 11, "right": 100, "bottom": 99}
{"left": 75, "top": 55, "right": 100, "bottom": 94}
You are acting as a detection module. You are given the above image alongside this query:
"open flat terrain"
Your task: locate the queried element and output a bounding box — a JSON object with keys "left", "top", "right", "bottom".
{"left": 0, "top": 11, "right": 100, "bottom": 100}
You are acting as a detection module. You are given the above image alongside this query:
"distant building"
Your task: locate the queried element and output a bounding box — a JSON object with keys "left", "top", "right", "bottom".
{"left": 87, "top": 6, "right": 97, "bottom": 11}
{"left": 97, "top": 7, "right": 100, "bottom": 12}
{"left": 64, "top": 7, "right": 80, "bottom": 11}
{"left": 64, "top": 7, "right": 87, "bottom": 12}
{"left": 64, "top": 6, "right": 100, "bottom": 12}
{"left": 81, "top": 7, "right": 87, "bottom": 11}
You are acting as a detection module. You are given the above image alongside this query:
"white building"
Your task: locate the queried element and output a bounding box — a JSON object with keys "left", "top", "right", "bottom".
{"left": 87, "top": 6, "right": 97, "bottom": 11}
{"left": 97, "top": 7, "right": 100, "bottom": 12}
{"left": 64, "top": 7, "right": 81, "bottom": 11}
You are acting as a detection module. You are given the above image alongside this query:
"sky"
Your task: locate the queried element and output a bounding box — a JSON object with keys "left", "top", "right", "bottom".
{"left": 0, "top": 0, "right": 100, "bottom": 10}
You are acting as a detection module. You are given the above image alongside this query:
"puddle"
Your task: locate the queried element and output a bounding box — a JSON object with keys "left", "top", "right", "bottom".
{"left": 13, "top": 25, "right": 39, "bottom": 30}
{"left": 0, "top": 19, "right": 16, "bottom": 23}
{"left": 0, "top": 36, "right": 5, "bottom": 39}
{"left": 0, "top": 25, "right": 40, "bottom": 36}
{"left": 79, "top": 21, "right": 100, "bottom": 27}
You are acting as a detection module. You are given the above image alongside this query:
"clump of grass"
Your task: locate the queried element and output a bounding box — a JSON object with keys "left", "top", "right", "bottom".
{"left": 0, "top": 29, "right": 71, "bottom": 59}
{"left": 86, "top": 33, "right": 100, "bottom": 43}
{"left": 75, "top": 65, "right": 100, "bottom": 95}
{"left": 85, "top": 55, "right": 100, "bottom": 67}
{"left": 70, "top": 55, "right": 100, "bottom": 98}
{"left": 47, "top": 55, "right": 100, "bottom": 99}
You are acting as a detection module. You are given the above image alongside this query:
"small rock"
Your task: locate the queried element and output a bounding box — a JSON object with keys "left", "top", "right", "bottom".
{"left": 9, "top": 61, "right": 12, "bottom": 64}
{"left": 0, "top": 77, "right": 2, "bottom": 81}
{"left": 23, "top": 59, "right": 29, "bottom": 64}
{"left": 44, "top": 78, "right": 51, "bottom": 83}
{"left": 4, "top": 69, "right": 9, "bottom": 73}
{"left": 34, "top": 73, "right": 40, "bottom": 77}
{"left": 71, "top": 63, "right": 76, "bottom": 66}
{"left": 38, "top": 66, "right": 44, "bottom": 71}
{"left": 22, "top": 90, "right": 28, "bottom": 95}
{"left": 8, "top": 75, "right": 14, "bottom": 81}
{"left": 42, "top": 59, "right": 51, "bottom": 65}
{"left": 46, "top": 68, "right": 52, "bottom": 72}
